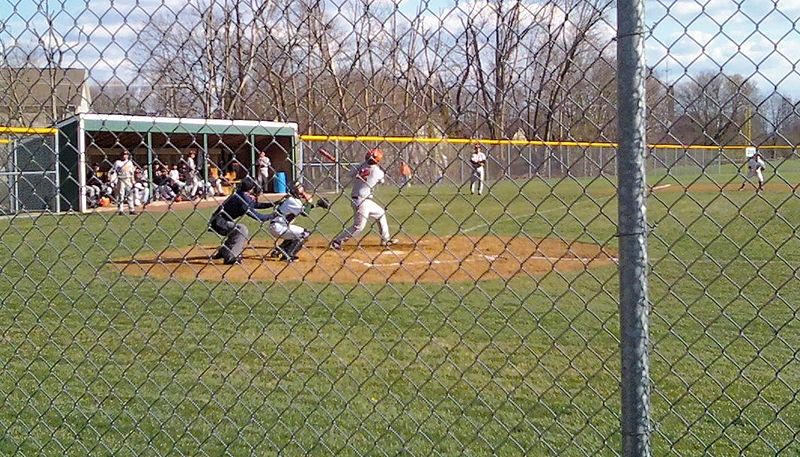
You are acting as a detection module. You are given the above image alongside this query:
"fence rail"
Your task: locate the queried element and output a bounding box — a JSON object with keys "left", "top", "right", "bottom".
{"left": 299, "top": 139, "right": 798, "bottom": 192}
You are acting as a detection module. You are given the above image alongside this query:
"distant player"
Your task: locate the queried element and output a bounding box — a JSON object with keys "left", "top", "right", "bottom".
{"left": 399, "top": 160, "right": 412, "bottom": 190}
{"left": 330, "top": 148, "right": 398, "bottom": 250}
{"left": 208, "top": 177, "right": 274, "bottom": 265}
{"left": 267, "top": 182, "right": 330, "bottom": 262}
{"left": 183, "top": 149, "right": 200, "bottom": 199}
{"left": 469, "top": 143, "right": 487, "bottom": 195}
{"left": 738, "top": 149, "right": 766, "bottom": 193}
{"left": 113, "top": 150, "right": 137, "bottom": 215}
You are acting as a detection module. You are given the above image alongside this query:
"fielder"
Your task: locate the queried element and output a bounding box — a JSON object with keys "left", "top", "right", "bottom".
{"left": 330, "top": 148, "right": 398, "bottom": 249}
{"left": 738, "top": 150, "right": 766, "bottom": 192}
{"left": 267, "top": 182, "right": 330, "bottom": 262}
{"left": 208, "top": 177, "right": 274, "bottom": 265}
{"left": 469, "top": 143, "right": 487, "bottom": 195}
{"left": 113, "top": 150, "right": 137, "bottom": 215}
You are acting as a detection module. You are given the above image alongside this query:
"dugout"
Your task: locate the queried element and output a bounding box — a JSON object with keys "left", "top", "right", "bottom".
{"left": 56, "top": 114, "right": 299, "bottom": 212}
{"left": 0, "top": 132, "right": 60, "bottom": 214}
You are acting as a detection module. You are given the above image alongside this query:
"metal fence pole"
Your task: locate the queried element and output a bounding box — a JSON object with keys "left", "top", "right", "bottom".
{"left": 13, "top": 139, "right": 19, "bottom": 213}
{"left": 507, "top": 143, "right": 511, "bottom": 178}
{"left": 616, "top": 0, "right": 651, "bottom": 456}
{"left": 335, "top": 140, "right": 340, "bottom": 193}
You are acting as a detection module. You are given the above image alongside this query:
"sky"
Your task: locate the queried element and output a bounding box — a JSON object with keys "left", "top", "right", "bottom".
{"left": 0, "top": 0, "right": 799, "bottom": 97}
{"left": 645, "top": 0, "right": 800, "bottom": 96}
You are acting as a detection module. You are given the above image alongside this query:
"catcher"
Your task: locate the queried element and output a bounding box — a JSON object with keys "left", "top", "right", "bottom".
{"left": 209, "top": 177, "right": 274, "bottom": 265}
{"left": 330, "top": 148, "right": 397, "bottom": 250}
{"left": 267, "top": 182, "right": 331, "bottom": 262}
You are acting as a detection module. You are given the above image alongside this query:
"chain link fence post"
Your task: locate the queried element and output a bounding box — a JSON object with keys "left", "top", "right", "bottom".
{"left": 617, "top": 0, "right": 651, "bottom": 455}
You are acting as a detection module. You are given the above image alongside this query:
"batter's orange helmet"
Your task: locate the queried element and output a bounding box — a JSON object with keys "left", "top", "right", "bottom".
{"left": 366, "top": 148, "right": 383, "bottom": 164}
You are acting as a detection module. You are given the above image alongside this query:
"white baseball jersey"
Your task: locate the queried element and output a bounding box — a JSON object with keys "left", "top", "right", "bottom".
{"left": 747, "top": 156, "right": 765, "bottom": 171}
{"left": 269, "top": 196, "right": 309, "bottom": 240}
{"left": 351, "top": 162, "right": 385, "bottom": 203}
{"left": 471, "top": 151, "right": 487, "bottom": 168}
{"left": 114, "top": 159, "right": 135, "bottom": 181}
{"left": 274, "top": 196, "right": 307, "bottom": 222}
{"left": 747, "top": 156, "right": 765, "bottom": 180}
{"left": 187, "top": 157, "right": 197, "bottom": 173}
{"left": 258, "top": 156, "right": 271, "bottom": 171}
{"left": 169, "top": 169, "right": 181, "bottom": 182}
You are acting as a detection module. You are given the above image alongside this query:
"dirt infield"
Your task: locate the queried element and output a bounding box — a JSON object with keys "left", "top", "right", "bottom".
{"left": 650, "top": 182, "right": 798, "bottom": 194}
{"left": 113, "top": 235, "right": 618, "bottom": 284}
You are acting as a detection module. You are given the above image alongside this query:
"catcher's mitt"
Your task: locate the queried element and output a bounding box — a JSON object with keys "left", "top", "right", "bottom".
{"left": 315, "top": 197, "right": 331, "bottom": 209}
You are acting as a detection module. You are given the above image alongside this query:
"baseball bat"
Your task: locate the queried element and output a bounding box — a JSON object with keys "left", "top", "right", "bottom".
{"left": 317, "top": 147, "right": 337, "bottom": 163}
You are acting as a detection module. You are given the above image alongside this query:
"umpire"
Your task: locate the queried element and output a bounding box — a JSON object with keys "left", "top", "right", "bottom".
{"left": 209, "top": 177, "right": 274, "bottom": 264}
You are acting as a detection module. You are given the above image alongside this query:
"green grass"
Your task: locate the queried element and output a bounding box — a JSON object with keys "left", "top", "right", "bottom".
{"left": 1, "top": 168, "right": 798, "bottom": 456}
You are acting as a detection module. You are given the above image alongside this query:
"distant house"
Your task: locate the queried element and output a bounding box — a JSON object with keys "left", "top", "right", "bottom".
{"left": 0, "top": 67, "right": 91, "bottom": 127}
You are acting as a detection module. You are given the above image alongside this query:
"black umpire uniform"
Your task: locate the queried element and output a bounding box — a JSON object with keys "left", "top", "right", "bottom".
{"left": 209, "top": 177, "right": 273, "bottom": 264}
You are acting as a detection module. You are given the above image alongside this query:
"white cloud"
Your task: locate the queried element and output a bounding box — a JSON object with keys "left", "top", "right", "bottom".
{"left": 646, "top": 0, "right": 800, "bottom": 96}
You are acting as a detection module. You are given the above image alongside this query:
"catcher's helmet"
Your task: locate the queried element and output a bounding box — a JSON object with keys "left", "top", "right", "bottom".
{"left": 288, "top": 181, "right": 304, "bottom": 197}
{"left": 238, "top": 176, "right": 261, "bottom": 195}
{"left": 365, "top": 148, "right": 383, "bottom": 164}
{"left": 288, "top": 180, "right": 313, "bottom": 201}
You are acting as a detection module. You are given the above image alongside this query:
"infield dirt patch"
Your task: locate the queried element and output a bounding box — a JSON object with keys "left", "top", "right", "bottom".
{"left": 650, "top": 182, "right": 798, "bottom": 194}
{"left": 114, "top": 235, "right": 617, "bottom": 284}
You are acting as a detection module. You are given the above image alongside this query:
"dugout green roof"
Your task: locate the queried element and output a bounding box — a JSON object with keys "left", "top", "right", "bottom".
{"left": 56, "top": 113, "right": 298, "bottom": 137}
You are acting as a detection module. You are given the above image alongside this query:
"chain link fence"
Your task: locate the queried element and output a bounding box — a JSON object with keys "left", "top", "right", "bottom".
{"left": 1, "top": 0, "right": 799, "bottom": 455}
{"left": 302, "top": 141, "right": 799, "bottom": 193}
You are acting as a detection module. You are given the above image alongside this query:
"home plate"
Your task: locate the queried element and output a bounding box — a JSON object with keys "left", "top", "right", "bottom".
{"left": 378, "top": 250, "right": 407, "bottom": 255}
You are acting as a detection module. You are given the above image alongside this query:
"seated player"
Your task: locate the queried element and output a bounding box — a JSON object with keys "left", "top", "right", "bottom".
{"left": 268, "top": 182, "right": 330, "bottom": 262}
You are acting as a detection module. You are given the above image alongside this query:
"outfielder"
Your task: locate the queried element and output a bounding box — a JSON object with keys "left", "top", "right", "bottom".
{"left": 469, "top": 144, "right": 487, "bottom": 195}
{"left": 113, "top": 150, "right": 137, "bottom": 215}
{"left": 267, "top": 182, "right": 330, "bottom": 262}
{"left": 739, "top": 150, "right": 766, "bottom": 192}
{"left": 330, "top": 148, "right": 397, "bottom": 249}
{"left": 208, "top": 177, "right": 274, "bottom": 265}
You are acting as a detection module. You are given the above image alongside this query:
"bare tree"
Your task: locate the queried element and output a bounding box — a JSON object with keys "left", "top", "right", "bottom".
{"left": 130, "top": 1, "right": 265, "bottom": 119}
{"left": 89, "top": 80, "right": 151, "bottom": 115}
{"left": 761, "top": 91, "right": 799, "bottom": 145}
{"left": 114, "top": 0, "right": 616, "bottom": 145}
{"left": 674, "top": 71, "right": 761, "bottom": 145}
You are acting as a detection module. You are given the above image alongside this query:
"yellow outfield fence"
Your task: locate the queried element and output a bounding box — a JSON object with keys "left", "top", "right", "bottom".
{"left": 299, "top": 134, "right": 796, "bottom": 150}
{"left": 298, "top": 134, "right": 798, "bottom": 192}
{"left": 1, "top": 127, "right": 794, "bottom": 151}
{"left": 0, "top": 126, "right": 58, "bottom": 135}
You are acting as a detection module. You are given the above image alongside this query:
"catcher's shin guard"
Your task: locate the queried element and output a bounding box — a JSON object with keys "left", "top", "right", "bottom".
{"left": 270, "top": 239, "right": 293, "bottom": 258}
{"left": 282, "top": 238, "right": 307, "bottom": 262}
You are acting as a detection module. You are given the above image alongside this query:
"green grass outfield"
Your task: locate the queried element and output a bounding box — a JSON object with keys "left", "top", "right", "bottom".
{"left": 1, "top": 163, "right": 798, "bottom": 456}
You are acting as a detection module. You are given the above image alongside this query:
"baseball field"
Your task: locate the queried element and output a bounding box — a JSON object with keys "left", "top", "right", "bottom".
{"left": 1, "top": 162, "right": 798, "bottom": 455}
